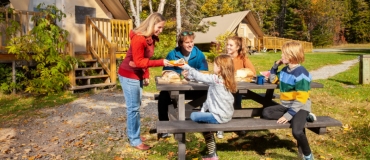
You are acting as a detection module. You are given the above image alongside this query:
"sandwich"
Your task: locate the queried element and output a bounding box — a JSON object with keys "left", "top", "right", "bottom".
{"left": 169, "top": 58, "right": 186, "bottom": 66}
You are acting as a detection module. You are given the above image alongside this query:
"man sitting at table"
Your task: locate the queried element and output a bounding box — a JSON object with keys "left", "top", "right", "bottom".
{"left": 157, "top": 30, "right": 208, "bottom": 138}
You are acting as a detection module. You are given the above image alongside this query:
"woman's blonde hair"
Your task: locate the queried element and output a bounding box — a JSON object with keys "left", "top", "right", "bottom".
{"left": 214, "top": 54, "right": 237, "bottom": 93}
{"left": 281, "top": 41, "right": 305, "bottom": 64}
{"left": 133, "top": 12, "right": 165, "bottom": 37}
{"left": 227, "top": 36, "right": 248, "bottom": 59}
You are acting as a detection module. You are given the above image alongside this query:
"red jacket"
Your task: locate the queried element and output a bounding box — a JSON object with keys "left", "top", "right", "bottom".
{"left": 118, "top": 31, "right": 164, "bottom": 80}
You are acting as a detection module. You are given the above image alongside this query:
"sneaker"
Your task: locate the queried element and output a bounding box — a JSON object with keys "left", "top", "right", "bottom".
{"left": 306, "top": 113, "right": 317, "bottom": 122}
{"left": 216, "top": 131, "right": 224, "bottom": 139}
{"left": 237, "top": 130, "right": 247, "bottom": 136}
{"left": 160, "top": 133, "right": 172, "bottom": 138}
{"left": 202, "top": 153, "right": 219, "bottom": 160}
{"left": 302, "top": 153, "right": 314, "bottom": 160}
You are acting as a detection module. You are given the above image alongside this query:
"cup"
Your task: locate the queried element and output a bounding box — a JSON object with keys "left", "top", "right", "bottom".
{"left": 256, "top": 75, "right": 265, "bottom": 85}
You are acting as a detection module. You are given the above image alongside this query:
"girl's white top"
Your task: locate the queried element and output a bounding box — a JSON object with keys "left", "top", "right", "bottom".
{"left": 183, "top": 65, "right": 234, "bottom": 123}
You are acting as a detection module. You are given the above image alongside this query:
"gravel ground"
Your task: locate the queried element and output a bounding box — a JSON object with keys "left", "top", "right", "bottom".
{"left": 310, "top": 59, "right": 358, "bottom": 80}
{"left": 0, "top": 58, "right": 359, "bottom": 159}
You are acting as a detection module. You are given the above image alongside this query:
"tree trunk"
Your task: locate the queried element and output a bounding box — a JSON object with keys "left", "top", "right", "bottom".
{"left": 128, "top": 0, "right": 141, "bottom": 27}
{"left": 176, "top": 0, "right": 181, "bottom": 46}
{"left": 148, "top": 0, "right": 153, "bottom": 14}
{"left": 278, "top": 0, "right": 287, "bottom": 37}
{"left": 157, "top": 0, "right": 166, "bottom": 14}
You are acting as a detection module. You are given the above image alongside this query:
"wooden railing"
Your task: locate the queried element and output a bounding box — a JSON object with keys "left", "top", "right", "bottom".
{"left": 111, "top": 19, "right": 132, "bottom": 52}
{"left": 86, "top": 16, "right": 117, "bottom": 83}
{"left": 0, "top": 9, "right": 41, "bottom": 52}
{"left": 89, "top": 17, "right": 132, "bottom": 53}
{"left": 254, "top": 36, "right": 313, "bottom": 53}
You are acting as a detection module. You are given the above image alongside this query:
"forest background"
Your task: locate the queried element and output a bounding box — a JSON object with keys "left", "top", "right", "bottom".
{"left": 121, "top": 0, "right": 370, "bottom": 55}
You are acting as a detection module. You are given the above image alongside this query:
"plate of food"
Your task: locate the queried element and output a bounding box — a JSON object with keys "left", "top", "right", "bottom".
{"left": 169, "top": 58, "right": 187, "bottom": 66}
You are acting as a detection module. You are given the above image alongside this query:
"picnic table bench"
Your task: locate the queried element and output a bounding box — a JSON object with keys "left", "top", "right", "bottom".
{"left": 154, "top": 77, "right": 342, "bottom": 160}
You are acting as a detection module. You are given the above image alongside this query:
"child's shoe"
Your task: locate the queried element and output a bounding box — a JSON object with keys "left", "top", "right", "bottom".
{"left": 306, "top": 113, "right": 317, "bottom": 122}
{"left": 202, "top": 153, "right": 219, "bottom": 160}
{"left": 216, "top": 131, "right": 223, "bottom": 139}
{"left": 303, "top": 153, "right": 314, "bottom": 160}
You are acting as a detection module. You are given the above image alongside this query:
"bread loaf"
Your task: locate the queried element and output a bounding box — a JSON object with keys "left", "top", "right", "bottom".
{"left": 236, "top": 68, "right": 254, "bottom": 78}
{"left": 162, "top": 70, "right": 181, "bottom": 82}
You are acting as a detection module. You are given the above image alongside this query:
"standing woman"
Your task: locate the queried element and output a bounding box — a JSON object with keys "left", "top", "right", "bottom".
{"left": 118, "top": 12, "right": 171, "bottom": 150}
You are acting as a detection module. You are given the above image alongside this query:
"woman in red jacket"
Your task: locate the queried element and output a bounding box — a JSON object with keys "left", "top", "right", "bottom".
{"left": 118, "top": 12, "right": 171, "bottom": 150}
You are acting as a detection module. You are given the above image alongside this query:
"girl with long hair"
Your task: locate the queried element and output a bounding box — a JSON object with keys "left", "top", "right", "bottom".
{"left": 180, "top": 54, "right": 237, "bottom": 160}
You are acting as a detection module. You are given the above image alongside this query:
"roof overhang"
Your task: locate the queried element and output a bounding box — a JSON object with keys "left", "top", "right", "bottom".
{"left": 99, "top": 0, "right": 130, "bottom": 20}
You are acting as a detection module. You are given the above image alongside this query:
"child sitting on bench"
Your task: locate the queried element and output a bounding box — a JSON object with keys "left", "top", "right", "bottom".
{"left": 262, "top": 41, "right": 316, "bottom": 160}
{"left": 180, "top": 54, "right": 237, "bottom": 160}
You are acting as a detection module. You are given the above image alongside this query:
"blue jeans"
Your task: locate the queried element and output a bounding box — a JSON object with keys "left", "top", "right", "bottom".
{"left": 119, "top": 75, "right": 143, "bottom": 147}
{"left": 190, "top": 112, "right": 219, "bottom": 124}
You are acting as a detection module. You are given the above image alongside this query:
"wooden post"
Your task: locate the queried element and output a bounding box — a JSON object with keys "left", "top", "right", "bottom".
{"left": 110, "top": 43, "right": 117, "bottom": 83}
{"left": 68, "top": 43, "right": 76, "bottom": 88}
{"left": 12, "top": 61, "right": 16, "bottom": 94}
{"left": 86, "top": 16, "right": 91, "bottom": 54}
{"left": 359, "top": 55, "right": 370, "bottom": 84}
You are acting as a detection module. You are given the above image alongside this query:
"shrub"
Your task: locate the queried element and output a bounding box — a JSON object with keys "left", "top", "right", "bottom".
{"left": 0, "top": 63, "right": 28, "bottom": 94}
{"left": 152, "top": 32, "right": 177, "bottom": 59}
{"left": 6, "top": 3, "right": 77, "bottom": 94}
{"left": 207, "top": 31, "right": 235, "bottom": 62}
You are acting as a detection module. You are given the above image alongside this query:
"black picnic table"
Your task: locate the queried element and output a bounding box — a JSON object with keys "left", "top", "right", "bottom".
{"left": 155, "top": 76, "right": 327, "bottom": 160}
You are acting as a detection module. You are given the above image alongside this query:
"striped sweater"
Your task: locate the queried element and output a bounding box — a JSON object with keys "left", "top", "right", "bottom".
{"left": 269, "top": 63, "right": 312, "bottom": 121}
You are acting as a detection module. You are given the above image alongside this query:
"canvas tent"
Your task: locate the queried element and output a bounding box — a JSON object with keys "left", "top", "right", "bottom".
{"left": 194, "top": 10, "right": 264, "bottom": 51}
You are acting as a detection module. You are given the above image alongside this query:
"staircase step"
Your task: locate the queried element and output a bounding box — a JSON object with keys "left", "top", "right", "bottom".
{"left": 75, "top": 67, "right": 103, "bottom": 71}
{"left": 75, "top": 52, "right": 93, "bottom": 59}
{"left": 70, "top": 83, "right": 116, "bottom": 90}
{"left": 80, "top": 59, "right": 97, "bottom": 63}
{"left": 75, "top": 75, "right": 109, "bottom": 79}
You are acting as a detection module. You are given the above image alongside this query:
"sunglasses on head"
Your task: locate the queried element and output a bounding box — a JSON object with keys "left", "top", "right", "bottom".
{"left": 181, "top": 31, "right": 193, "bottom": 36}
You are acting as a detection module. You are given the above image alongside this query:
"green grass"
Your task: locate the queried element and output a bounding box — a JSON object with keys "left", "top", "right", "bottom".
{"left": 0, "top": 92, "right": 78, "bottom": 126}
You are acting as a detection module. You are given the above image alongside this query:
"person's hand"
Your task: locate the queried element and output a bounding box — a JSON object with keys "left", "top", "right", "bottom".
{"left": 129, "top": 61, "right": 136, "bottom": 67}
{"left": 277, "top": 116, "right": 288, "bottom": 124}
{"left": 275, "top": 59, "right": 284, "bottom": 66}
{"left": 143, "top": 78, "right": 150, "bottom": 86}
{"left": 181, "top": 70, "right": 189, "bottom": 78}
{"left": 178, "top": 64, "right": 189, "bottom": 69}
{"left": 163, "top": 59, "right": 173, "bottom": 67}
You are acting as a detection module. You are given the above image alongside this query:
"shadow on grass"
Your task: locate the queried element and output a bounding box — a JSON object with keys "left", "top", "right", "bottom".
{"left": 337, "top": 51, "right": 370, "bottom": 55}
{"left": 216, "top": 130, "right": 297, "bottom": 155}
{"left": 327, "top": 78, "right": 358, "bottom": 86}
{"left": 155, "top": 130, "right": 299, "bottom": 159}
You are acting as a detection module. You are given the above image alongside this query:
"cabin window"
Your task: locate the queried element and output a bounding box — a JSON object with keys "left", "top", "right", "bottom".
{"left": 75, "top": 6, "right": 96, "bottom": 24}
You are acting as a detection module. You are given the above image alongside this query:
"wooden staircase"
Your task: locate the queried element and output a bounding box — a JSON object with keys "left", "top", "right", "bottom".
{"left": 69, "top": 58, "right": 116, "bottom": 92}
{"left": 68, "top": 16, "right": 133, "bottom": 93}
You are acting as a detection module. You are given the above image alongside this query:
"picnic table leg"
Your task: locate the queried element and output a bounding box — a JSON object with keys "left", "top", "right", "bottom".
{"left": 263, "top": 89, "right": 275, "bottom": 107}
{"left": 175, "top": 93, "right": 186, "bottom": 159}
{"left": 175, "top": 133, "right": 186, "bottom": 160}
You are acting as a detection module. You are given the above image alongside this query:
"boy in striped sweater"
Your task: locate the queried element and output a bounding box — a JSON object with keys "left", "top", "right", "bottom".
{"left": 262, "top": 41, "right": 316, "bottom": 160}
